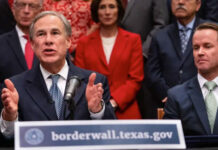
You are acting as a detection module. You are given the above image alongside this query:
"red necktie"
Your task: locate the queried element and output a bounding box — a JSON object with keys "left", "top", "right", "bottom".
{"left": 8, "top": 0, "right": 13, "bottom": 8}
{"left": 23, "top": 35, "right": 34, "bottom": 69}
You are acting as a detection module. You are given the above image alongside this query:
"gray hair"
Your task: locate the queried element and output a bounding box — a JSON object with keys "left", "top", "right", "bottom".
{"left": 29, "top": 11, "right": 72, "bottom": 40}
{"left": 13, "top": 0, "right": 44, "bottom": 7}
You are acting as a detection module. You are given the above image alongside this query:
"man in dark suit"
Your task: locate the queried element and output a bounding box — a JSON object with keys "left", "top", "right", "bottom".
{"left": 0, "top": 0, "right": 15, "bottom": 35}
{"left": 0, "top": 11, "right": 116, "bottom": 138}
{"left": 0, "top": 0, "right": 43, "bottom": 83}
{"left": 121, "top": 0, "right": 169, "bottom": 58}
{"left": 197, "top": 0, "right": 218, "bottom": 22}
{"left": 121, "top": 0, "right": 169, "bottom": 119}
{"left": 146, "top": 0, "right": 205, "bottom": 113}
{"left": 164, "top": 22, "right": 218, "bottom": 135}
{"left": 0, "top": 0, "right": 42, "bottom": 146}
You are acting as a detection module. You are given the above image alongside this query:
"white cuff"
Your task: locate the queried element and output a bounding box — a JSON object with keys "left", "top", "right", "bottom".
{"left": 89, "top": 100, "right": 105, "bottom": 119}
{"left": 0, "top": 110, "right": 18, "bottom": 138}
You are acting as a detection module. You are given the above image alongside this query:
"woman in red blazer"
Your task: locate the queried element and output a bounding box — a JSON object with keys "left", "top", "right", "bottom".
{"left": 75, "top": 0, "right": 144, "bottom": 119}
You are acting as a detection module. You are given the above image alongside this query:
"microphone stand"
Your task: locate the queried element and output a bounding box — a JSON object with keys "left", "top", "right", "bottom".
{"left": 68, "top": 97, "right": 75, "bottom": 120}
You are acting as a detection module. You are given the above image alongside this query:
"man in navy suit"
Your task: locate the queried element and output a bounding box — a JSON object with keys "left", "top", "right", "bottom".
{"left": 164, "top": 22, "right": 218, "bottom": 135}
{"left": 197, "top": 0, "right": 218, "bottom": 22}
{"left": 0, "top": 11, "right": 116, "bottom": 138}
{"left": 146, "top": 0, "right": 205, "bottom": 112}
{"left": 0, "top": 0, "right": 43, "bottom": 83}
{"left": 121, "top": 0, "right": 169, "bottom": 119}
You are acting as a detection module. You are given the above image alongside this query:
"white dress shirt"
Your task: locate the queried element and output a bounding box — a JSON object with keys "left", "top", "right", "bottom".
{"left": 101, "top": 33, "right": 117, "bottom": 64}
{"left": 16, "top": 25, "right": 28, "bottom": 54}
{"left": 198, "top": 74, "right": 218, "bottom": 103}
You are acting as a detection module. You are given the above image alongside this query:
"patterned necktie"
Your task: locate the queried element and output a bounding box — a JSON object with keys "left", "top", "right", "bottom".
{"left": 204, "top": 81, "right": 217, "bottom": 133}
{"left": 179, "top": 27, "right": 190, "bottom": 54}
{"left": 49, "top": 74, "right": 63, "bottom": 119}
{"left": 23, "top": 35, "right": 34, "bottom": 69}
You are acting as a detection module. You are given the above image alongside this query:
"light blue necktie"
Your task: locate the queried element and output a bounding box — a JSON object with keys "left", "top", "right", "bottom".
{"left": 204, "top": 81, "right": 217, "bottom": 133}
{"left": 49, "top": 74, "right": 63, "bottom": 118}
{"left": 180, "top": 27, "right": 190, "bottom": 54}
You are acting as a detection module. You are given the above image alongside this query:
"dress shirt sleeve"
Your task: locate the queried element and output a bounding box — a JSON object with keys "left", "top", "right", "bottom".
{"left": 0, "top": 111, "right": 17, "bottom": 138}
{"left": 89, "top": 100, "right": 105, "bottom": 119}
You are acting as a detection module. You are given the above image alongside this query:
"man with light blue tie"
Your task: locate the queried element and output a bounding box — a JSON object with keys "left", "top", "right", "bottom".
{"left": 146, "top": 0, "right": 206, "bottom": 112}
{"left": 164, "top": 22, "right": 218, "bottom": 135}
{"left": 0, "top": 11, "right": 116, "bottom": 139}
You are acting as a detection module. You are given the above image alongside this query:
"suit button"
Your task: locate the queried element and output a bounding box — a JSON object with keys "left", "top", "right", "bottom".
{"left": 179, "top": 70, "right": 183, "bottom": 74}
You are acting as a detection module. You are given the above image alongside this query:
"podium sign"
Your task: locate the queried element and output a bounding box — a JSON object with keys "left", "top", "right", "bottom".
{"left": 15, "top": 120, "right": 186, "bottom": 150}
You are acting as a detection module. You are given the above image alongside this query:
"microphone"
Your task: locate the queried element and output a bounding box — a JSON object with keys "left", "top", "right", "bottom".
{"left": 64, "top": 76, "right": 81, "bottom": 101}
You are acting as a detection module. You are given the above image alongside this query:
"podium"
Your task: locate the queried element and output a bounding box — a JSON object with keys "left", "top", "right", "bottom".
{"left": 15, "top": 120, "right": 185, "bottom": 150}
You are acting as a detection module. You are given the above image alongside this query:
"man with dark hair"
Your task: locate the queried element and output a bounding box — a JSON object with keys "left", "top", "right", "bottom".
{"left": 164, "top": 22, "right": 218, "bottom": 135}
{"left": 121, "top": 0, "right": 169, "bottom": 119}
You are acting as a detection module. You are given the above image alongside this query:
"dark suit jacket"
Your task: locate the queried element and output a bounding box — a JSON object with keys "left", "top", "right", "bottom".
{"left": 121, "top": 0, "right": 169, "bottom": 58}
{"left": 0, "top": 28, "right": 38, "bottom": 83}
{"left": 197, "top": 0, "right": 218, "bottom": 22}
{"left": 0, "top": 0, "right": 15, "bottom": 35}
{"left": 164, "top": 76, "right": 218, "bottom": 135}
{"left": 8, "top": 60, "right": 116, "bottom": 121}
{"left": 146, "top": 17, "right": 205, "bottom": 102}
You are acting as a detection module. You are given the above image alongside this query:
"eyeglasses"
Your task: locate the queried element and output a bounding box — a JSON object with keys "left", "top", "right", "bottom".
{"left": 14, "top": 2, "right": 41, "bottom": 10}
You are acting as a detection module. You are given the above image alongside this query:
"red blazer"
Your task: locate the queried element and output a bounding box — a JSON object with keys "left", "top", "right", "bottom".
{"left": 75, "top": 28, "right": 144, "bottom": 119}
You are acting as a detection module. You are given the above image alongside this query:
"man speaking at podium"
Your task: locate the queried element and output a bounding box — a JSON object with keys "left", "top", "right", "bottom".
{"left": 164, "top": 22, "right": 218, "bottom": 135}
{"left": 0, "top": 11, "right": 116, "bottom": 138}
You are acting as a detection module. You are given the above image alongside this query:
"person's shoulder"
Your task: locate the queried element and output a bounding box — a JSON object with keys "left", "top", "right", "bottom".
{"left": 8, "top": 70, "right": 30, "bottom": 86}
{"left": 168, "top": 77, "right": 196, "bottom": 95}
{"left": 79, "top": 29, "right": 99, "bottom": 42}
{"left": 70, "top": 65, "right": 106, "bottom": 84}
{"left": 0, "top": 29, "right": 13, "bottom": 39}
{"left": 157, "top": 23, "right": 175, "bottom": 34}
{"left": 119, "top": 28, "right": 141, "bottom": 39}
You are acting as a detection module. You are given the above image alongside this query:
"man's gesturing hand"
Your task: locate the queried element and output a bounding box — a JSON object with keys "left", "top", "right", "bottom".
{"left": 86, "top": 73, "right": 104, "bottom": 113}
{"left": 1, "top": 79, "right": 19, "bottom": 121}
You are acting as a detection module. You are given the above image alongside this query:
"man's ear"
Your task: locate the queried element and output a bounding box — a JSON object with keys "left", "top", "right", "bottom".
{"left": 66, "top": 36, "right": 71, "bottom": 49}
{"left": 30, "top": 40, "right": 36, "bottom": 53}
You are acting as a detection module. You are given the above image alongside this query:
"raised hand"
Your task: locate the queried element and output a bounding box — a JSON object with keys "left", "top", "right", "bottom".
{"left": 86, "top": 73, "right": 104, "bottom": 113}
{"left": 1, "top": 79, "right": 19, "bottom": 121}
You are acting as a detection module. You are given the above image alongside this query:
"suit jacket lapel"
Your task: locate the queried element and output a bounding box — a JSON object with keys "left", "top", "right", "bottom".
{"left": 188, "top": 77, "right": 211, "bottom": 134}
{"left": 25, "top": 65, "right": 58, "bottom": 120}
{"left": 122, "top": 0, "right": 135, "bottom": 22}
{"left": 8, "top": 29, "right": 27, "bottom": 70}
{"left": 168, "top": 23, "right": 182, "bottom": 59}
{"left": 213, "top": 111, "right": 218, "bottom": 134}
{"left": 108, "top": 28, "right": 126, "bottom": 70}
{"left": 92, "top": 30, "right": 109, "bottom": 68}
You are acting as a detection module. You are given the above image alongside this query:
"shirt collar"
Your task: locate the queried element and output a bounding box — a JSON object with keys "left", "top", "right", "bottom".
{"left": 177, "top": 16, "right": 196, "bottom": 30}
{"left": 40, "top": 60, "right": 69, "bottom": 81}
{"left": 198, "top": 73, "right": 218, "bottom": 88}
{"left": 15, "top": 25, "right": 25, "bottom": 39}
